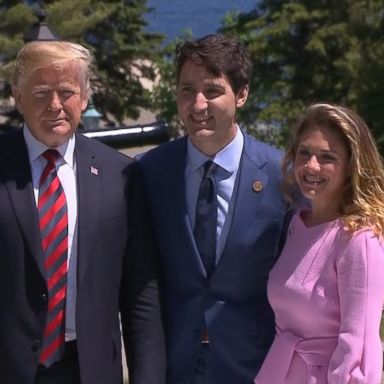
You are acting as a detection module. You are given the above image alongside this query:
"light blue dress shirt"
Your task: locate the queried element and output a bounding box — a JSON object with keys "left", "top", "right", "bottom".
{"left": 185, "top": 126, "right": 244, "bottom": 264}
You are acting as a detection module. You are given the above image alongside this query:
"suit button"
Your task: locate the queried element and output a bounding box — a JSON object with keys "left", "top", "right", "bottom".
{"left": 41, "top": 293, "right": 47, "bottom": 302}
{"left": 31, "top": 339, "right": 40, "bottom": 352}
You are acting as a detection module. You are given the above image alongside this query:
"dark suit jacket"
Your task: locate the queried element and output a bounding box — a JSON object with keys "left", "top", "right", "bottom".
{"left": 139, "top": 132, "right": 288, "bottom": 384}
{"left": 0, "top": 129, "right": 165, "bottom": 384}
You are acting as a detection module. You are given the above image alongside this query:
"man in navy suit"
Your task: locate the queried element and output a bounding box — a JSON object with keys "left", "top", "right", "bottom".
{"left": 139, "top": 34, "right": 289, "bottom": 383}
{"left": 0, "top": 40, "right": 165, "bottom": 384}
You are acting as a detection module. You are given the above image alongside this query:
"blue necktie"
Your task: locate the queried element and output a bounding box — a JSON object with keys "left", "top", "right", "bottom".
{"left": 194, "top": 160, "right": 217, "bottom": 277}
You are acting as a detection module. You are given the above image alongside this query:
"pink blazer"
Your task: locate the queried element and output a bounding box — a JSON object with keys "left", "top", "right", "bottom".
{"left": 255, "top": 212, "right": 384, "bottom": 384}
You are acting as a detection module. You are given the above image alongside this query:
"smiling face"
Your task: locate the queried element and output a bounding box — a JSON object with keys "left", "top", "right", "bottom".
{"left": 176, "top": 60, "right": 248, "bottom": 155}
{"left": 294, "top": 125, "right": 349, "bottom": 216}
{"left": 13, "top": 60, "right": 88, "bottom": 147}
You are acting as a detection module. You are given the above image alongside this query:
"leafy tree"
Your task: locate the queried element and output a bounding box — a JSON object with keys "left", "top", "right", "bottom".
{"left": 0, "top": 0, "right": 164, "bottom": 126}
{"left": 150, "top": 31, "right": 193, "bottom": 138}
{"left": 0, "top": 2, "right": 35, "bottom": 98}
{"left": 220, "top": 0, "right": 384, "bottom": 150}
{"left": 79, "top": 0, "right": 164, "bottom": 123}
{"left": 152, "top": 0, "right": 384, "bottom": 150}
{"left": 348, "top": 0, "right": 384, "bottom": 149}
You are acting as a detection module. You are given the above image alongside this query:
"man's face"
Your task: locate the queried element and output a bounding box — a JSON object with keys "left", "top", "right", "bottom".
{"left": 13, "top": 61, "right": 88, "bottom": 147}
{"left": 176, "top": 60, "right": 248, "bottom": 154}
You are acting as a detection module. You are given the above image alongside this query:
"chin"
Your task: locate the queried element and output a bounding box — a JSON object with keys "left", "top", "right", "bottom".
{"left": 192, "top": 127, "right": 215, "bottom": 137}
{"left": 45, "top": 131, "right": 73, "bottom": 147}
{"left": 53, "top": 124, "right": 75, "bottom": 136}
{"left": 300, "top": 188, "right": 317, "bottom": 200}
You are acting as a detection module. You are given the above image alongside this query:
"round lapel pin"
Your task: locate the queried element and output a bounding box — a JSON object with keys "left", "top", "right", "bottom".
{"left": 252, "top": 180, "right": 263, "bottom": 192}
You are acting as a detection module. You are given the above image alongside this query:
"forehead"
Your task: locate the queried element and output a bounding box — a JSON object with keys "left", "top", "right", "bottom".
{"left": 178, "top": 60, "right": 229, "bottom": 86}
{"left": 20, "top": 61, "right": 84, "bottom": 88}
{"left": 299, "top": 125, "right": 347, "bottom": 151}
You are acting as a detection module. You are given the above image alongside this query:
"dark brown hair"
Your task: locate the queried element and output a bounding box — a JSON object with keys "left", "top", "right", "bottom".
{"left": 175, "top": 34, "right": 251, "bottom": 93}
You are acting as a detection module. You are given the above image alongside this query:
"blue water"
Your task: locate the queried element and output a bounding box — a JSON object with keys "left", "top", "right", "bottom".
{"left": 145, "top": 0, "right": 257, "bottom": 43}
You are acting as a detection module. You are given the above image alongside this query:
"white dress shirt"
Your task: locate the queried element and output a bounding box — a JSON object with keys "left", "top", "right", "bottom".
{"left": 23, "top": 126, "right": 78, "bottom": 341}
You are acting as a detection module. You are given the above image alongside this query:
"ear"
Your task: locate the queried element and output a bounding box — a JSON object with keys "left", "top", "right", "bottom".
{"left": 235, "top": 85, "right": 249, "bottom": 108}
{"left": 81, "top": 97, "right": 88, "bottom": 112}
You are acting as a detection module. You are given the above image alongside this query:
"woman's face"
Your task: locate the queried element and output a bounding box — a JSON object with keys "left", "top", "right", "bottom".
{"left": 294, "top": 125, "right": 349, "bottom": 213}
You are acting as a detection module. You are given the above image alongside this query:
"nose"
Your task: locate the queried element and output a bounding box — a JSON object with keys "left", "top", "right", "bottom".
{"left": 48, "top": 92, "right": 63, "bottom": 112}
{"left": 192, "top": 92, "right": 208, "bottom": 112}
{"left": 306, "top": 155, "right": 321, "bottom": 171}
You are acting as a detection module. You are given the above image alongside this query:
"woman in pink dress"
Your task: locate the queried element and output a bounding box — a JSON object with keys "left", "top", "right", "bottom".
{"left": 255, "top": 103, "right": 384, "bottom": 384}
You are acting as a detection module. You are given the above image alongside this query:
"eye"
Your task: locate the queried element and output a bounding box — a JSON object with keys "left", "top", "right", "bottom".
{"left": 33, "top": 91, "right": 49, "bottom": 99}
{"left": 203, "top": 87, "right": 222, "bottom": 99}
{"left": 319, "top": 153, "right": 337, "bottom": 163}
{"left": 178, "top": 85, "right": 194, "bottom": 94}
{"left": 297, "top": 148, "right": 311, "bottom": 157}
{"left": 59, "top": 90, "right": 76, "bottom": 100}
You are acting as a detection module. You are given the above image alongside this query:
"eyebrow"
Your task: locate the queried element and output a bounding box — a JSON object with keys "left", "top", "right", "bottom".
{"left": 32, "top": 84, "right": 80, "bottom": 92}
{"left": 204, "top": 83, "right": 225, "bottom": 89}
{"left": 32, "top": 85, "right": 51, "bottom": 92}
{"left": 298, "top": 145, "right": 339, "bottom": 155}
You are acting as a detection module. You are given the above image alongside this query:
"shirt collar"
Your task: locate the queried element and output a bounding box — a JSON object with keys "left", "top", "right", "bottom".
{"left": 187, "top": 125, "right": 244, "bottom": 175}
{"left": 23, "top": 124, "right": 76, "bottom": 169}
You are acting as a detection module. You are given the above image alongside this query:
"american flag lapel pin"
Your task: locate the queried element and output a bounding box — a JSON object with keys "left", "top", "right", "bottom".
{"left": 90, "top": 165, "right": 99, "bottom": 176}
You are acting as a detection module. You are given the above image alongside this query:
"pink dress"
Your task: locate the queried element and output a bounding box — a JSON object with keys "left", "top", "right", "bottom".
{"left": 255, "top": 211, "right": 384, "bottom": 384}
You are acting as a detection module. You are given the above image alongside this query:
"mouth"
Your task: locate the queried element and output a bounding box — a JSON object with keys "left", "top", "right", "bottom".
{"left": 304, "top": 174, "right": 322, "bottom": 184}
{"left": 190, "top": 114, "right": 211, "bottom": 124}
{"left": 300, "top": 173, "right": 328, "bottom": 192}
{"left": 44, "top": 118, "right": 67, "bottom": 125}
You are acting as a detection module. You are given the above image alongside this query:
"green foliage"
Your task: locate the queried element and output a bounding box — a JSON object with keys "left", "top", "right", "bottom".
{"left": 218, "top": 0, "right": 384, "bottom": 151}
{"left": 0, "top": 0, "right": 164, "bottom": 125}
{"left": 0, "top": 3, "right": 34, "bottom": 87}
{"left": 46, "top": 0, "right": 115, "bottom": 39}
{"left": 1, "top": 0, "right": 384, "bottom": 146}
{"left": 150, "top": 41, "right": 178, "bottom": 134}
{"left": 150, "top": 31, "right": 193, "bottom": 137}
{"left": 150, "top": 0, "right": 384, "bottom": 148}
{"left": 85, "top": 0, "right": 164, "bottom": 123}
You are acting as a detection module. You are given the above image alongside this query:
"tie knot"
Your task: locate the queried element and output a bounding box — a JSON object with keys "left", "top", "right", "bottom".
{"left": 42, "top": 149, "right": 60, "bottom": 165}
{"left": 203, "top": 160, "right": 217, "bottom": 178}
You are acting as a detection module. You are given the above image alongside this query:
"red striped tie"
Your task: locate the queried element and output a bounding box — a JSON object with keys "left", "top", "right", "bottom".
{"left": 38, "top": 149, "right": 68, "bottom": 367}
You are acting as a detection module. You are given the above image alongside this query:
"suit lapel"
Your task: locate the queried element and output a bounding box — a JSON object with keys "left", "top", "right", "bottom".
{"left": 74, "top": 134, "right": 101, "bottom": 286}
{"left": 0, "top": 130, "right": 45, "bottom": 276}
{"left": 156, "top": 138, "right": 205, "bottom": 274}
{"left": 216, "top": 133, "right": 270, "bottom": 269}
{"left": 163, "top": 139, "right": 196, "bottom": 244}
{"left": 164, "top": 139, "right": 190, "bottom": 227}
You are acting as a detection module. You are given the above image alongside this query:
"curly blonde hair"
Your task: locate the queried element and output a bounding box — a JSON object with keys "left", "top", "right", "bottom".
{"left": 282, "top": 103, "right": 384, "bottom": 237}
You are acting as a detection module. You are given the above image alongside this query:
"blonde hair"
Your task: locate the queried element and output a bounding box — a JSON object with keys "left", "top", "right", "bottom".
{"left": 283, "top": 103, "right": 384, "bottom": 237}
{"left": 13, "top": 41, "right": 93, "bottom": 96}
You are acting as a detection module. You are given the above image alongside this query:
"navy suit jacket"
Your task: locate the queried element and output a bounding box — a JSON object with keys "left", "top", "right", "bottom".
{"left": 139, "top": 132, "right": 288, "bottom": 384}
{"left": 0, "top": 129, "right": 165, "bottom": 384}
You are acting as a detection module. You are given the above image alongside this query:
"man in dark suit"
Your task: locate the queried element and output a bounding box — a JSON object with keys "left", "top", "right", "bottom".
{"left": 0, "top": 40, "right": 165, "bottom": 384}
{"left": 139, "top": 34, "right": 289, "bottom": 383}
